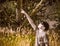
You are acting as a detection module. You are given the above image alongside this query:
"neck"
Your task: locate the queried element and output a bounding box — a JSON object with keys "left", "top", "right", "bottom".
{"left": 39, "top": 28, "right": 43, "bottom": 31}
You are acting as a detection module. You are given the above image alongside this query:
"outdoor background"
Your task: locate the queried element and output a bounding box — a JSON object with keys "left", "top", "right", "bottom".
{"left": 0, "top": 0, "right": 60, "bottom": 46}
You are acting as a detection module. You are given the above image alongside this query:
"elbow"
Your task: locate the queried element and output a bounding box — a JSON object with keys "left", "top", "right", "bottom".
{"left": 34, "top": 26, "right": 37, "bottom": 31}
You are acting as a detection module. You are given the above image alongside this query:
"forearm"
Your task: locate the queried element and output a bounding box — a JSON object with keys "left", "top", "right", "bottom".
{"left": 21, "top": 9, "right": 36, "bottom": 30}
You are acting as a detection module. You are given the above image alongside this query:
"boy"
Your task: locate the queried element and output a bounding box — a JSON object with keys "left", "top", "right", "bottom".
{"left": 21, "top": 9, "right": 49, "bottom": 46}
{"left": 35, "top": 22, "right": 49, "bottom": 46}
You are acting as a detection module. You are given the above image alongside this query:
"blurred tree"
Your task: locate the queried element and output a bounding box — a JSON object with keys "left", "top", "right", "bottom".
{"left": 0, "top": 0, "right": 6, "bottom": 3}
{"left": 0, "top": 0, "right": 60, "bottom": 30}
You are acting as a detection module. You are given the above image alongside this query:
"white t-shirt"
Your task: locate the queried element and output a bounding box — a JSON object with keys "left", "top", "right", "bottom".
{"left": 35, "top": 29, "right": 48, "bottom": 46}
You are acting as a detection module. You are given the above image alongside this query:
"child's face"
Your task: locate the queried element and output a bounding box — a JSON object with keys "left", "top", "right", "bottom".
{"left": 38, "top": 23, "right": 45, "bottom": 30}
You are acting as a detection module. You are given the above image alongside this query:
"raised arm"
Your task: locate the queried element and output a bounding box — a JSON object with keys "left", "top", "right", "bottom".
{"left": 21, "top": 9, "right": 36, "bottom": 30}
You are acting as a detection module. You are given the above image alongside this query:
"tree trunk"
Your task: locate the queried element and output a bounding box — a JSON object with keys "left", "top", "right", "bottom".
{"left": 17, "top": 0, "right": 22, "bottom": 22}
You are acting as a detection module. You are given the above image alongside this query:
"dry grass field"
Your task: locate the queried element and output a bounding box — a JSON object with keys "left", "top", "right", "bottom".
{"left": 0, "top": 27, "right": 60, "bottom": 46}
